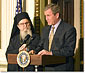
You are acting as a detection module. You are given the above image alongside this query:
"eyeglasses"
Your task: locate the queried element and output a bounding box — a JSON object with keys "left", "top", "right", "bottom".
{"left": 18, "top": 22, "right": 30, "bottom": 26}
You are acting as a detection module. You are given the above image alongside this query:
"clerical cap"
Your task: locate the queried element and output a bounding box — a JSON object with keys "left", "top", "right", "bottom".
{"left": 10, "top": 12, "right": 34, "bottom": 40}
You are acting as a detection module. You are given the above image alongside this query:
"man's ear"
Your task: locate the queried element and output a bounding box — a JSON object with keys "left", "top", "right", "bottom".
{"left": 17, "top": 25, "right": 19, "bottom": 29}
{"left": 56, "top": 13, "right": 59, "bottom": 19}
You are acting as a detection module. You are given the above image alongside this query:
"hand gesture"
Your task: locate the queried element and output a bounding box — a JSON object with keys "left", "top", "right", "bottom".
{"left": 38, "top": 50, "right": 52, "bottom": 55}
{"left": 28, "top": 50, "right": 35, "bottom": 55}
{"left": 19, "top": 44, "right": 27, "bottom": 52}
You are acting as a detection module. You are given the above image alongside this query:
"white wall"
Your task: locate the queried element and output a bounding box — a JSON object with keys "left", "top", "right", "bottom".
{"left": 1, "top": 0, "right": 16, "bottom": 53}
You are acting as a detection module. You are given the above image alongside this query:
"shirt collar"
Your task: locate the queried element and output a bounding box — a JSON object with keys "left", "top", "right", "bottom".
{"left": 51, "top": 19, "right": 61, "bottom": 34}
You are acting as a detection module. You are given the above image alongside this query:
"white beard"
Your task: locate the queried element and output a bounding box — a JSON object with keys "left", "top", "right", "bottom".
{"left": 20, "top": 27, "right": 32, "bottom": 40}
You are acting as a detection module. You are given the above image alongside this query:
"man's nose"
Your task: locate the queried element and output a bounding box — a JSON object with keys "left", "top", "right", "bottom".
{"left": 23, "top": 23, "right": 27, "bottom": 27}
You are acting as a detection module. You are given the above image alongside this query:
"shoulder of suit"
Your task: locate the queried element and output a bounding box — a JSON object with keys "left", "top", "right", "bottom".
{"left": 59, "top": 21, "right": 76, "bottom": 32}
{"left": 60, "top": 21, "right": 75, "bottom": 28}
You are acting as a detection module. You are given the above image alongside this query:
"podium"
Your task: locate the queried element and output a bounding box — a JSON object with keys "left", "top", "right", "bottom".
{"left": 8, "top": 54, "right": 66, "bottom": 71}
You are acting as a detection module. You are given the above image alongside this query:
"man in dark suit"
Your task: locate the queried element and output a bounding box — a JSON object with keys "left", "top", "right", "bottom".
{"left": 35, "top": 3, "right": 76, "bottom": 71}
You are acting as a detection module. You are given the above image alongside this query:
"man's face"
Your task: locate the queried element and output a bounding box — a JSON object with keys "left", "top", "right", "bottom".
{"left": 17, "top": 19, "right": 30, "bottom": 32}
{"left": 44, "top": 8, "right": 59, "bottom": 25}
{"left": 17, "top": 19, "right": 32, "bottom": 39}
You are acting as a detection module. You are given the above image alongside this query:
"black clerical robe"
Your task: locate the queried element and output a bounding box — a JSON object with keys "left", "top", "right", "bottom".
{"left": 6, "top": 34, "right": 40, "bottom": 71}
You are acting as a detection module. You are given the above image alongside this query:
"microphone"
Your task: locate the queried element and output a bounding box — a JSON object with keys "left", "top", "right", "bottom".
{"left": 22, "top": 34, "right": 30, "bottom": 45}
{"left": 25, "top": 34, "right": 36, "bottom": 52}
{"left": 26, "top": 34, "right": 36, "bottom": 46}
{"left": 19, "top": 34, "right": 36, "bottom": 52}
{"left": 21, "top": 34, "right": 36, "bottom": 46}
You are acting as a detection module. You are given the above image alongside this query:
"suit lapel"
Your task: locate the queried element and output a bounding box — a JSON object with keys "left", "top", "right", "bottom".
{"left": 54, "top": 21, "right": 63, "bottom": 38}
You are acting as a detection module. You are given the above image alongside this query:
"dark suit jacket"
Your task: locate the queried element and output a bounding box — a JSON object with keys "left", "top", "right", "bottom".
{"left": 35, "top": 20, "right": 76, "bottom": 71}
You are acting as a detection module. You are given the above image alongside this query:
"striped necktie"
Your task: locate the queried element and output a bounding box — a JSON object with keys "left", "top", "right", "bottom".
{"left": 49, "top": 26, "right": 55, "bottom": 51}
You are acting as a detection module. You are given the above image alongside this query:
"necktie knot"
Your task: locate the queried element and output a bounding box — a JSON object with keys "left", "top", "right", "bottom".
{"left": 50, "top": 26, "right": 55, "bottom": 35}
{"left": 52, "top": 26, "right": 55, "bottom": 32}
{"left": 52, "top": 26, "right": 55, "bottom": 30}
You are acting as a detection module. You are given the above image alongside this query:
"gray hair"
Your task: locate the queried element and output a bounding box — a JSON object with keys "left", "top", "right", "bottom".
{"left": 44, "top": 3, "right": 60, "bottom": 15}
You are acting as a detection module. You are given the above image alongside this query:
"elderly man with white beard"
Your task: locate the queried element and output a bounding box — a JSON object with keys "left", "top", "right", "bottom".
{"left": 6, "top": 12, "right": 40, "bottom": 71}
